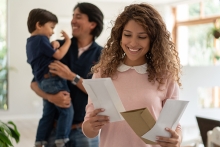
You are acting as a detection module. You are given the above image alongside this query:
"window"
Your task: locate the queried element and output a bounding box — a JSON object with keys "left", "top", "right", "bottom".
{"left": 176, "top": 0, "right": 220, "bottom": 21}
{"left": 174, "top": 0, "right": 220, "bottom": 66}
{"left": 178, "top": 23, "right": 214, "bottom": 65}
{"left": 0, "top": 0, "right": 8, "bottom": 110}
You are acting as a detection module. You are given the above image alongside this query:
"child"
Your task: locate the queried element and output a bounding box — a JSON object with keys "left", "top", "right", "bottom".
{"left": 82, "top": 3, "right": 182, "bottom": 147}
{"left": 26, "top": 8, "right": 73, "bottom": 147}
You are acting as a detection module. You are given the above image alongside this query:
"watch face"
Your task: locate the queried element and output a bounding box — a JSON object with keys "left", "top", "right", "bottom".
{"left": 72, "top": 75, "right": 80, "bottom": 85}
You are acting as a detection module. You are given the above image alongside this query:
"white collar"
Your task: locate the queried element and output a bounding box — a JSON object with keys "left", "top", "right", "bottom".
{"left": 78, "top": 42, "right": 93, "bottom": 51}
{"left": 117, "top": 63, "right": 147, "bottom": 74}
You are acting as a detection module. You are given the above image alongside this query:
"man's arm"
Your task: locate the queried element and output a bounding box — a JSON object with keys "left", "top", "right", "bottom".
{"left": 48, "top": 60, "right": 87, "bottom": 93}
{"left": 30, "top": 81, "right": 71, "bottom": 108}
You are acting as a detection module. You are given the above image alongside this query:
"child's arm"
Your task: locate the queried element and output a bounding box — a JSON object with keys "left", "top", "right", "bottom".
{"left": 51, "top": 41, "right": 60, "bottom": 49}
{"left": 53, "top": 30, "right": 71, "bottom": 60}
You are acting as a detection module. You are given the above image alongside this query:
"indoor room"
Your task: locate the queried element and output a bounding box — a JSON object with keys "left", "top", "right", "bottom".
{"left": 1, "top": 0, "right": 220, "bottom": 147}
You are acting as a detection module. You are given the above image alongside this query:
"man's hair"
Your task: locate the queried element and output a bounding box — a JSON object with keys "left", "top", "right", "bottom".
{"left": 74, "top": 2, "right": 104, "bottom": 39}
{"left": 27, "top": 8, "right": 58, "bottom": 33}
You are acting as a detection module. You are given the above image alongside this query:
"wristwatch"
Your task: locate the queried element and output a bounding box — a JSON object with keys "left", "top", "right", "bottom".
{"left": 72, "top": 74, "right": 81, "bottom": 85}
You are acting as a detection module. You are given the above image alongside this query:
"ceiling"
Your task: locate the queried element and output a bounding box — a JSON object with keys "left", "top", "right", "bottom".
{"left": 90, "top": 0, "right": 202, "bottom": 6}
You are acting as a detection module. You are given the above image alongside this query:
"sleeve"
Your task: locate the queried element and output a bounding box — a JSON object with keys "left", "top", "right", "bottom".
{"left": 84, "top": 71, "right": 101, "bottom": 122}
{"left": 163, "top": 79, "right": 179, "bottom": 103}
{"left": 39, "top": 36, "right": 56, "bottom": 57}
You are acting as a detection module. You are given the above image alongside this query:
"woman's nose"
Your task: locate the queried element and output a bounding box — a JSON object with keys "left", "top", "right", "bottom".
{"left": 129, "top": 38, "right": 138, "bottom": 47}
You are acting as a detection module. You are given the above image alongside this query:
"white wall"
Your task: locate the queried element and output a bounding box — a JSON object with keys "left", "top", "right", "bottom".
{"left": 180, "top": 66, "right": 220, "bottom": 126}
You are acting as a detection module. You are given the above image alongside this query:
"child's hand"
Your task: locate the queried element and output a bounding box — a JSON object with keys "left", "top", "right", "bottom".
{"left": 61, "top": 30, "right": 70, "bottom": 41}
{"left": 88, "top": 108, "right": 110, "bottom": 132}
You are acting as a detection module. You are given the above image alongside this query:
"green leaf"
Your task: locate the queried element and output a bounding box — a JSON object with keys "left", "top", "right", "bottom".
{"left": 0, "top": 132, "right": 12, "bottom": 146}
{"left": 0, "top": 120, "right": 20, "bottom": 146}
{"left": 8, "top": 121, "right": 20, "bottom": 137}
{"left": 0, "top": 121, "right": 11, "bottom": 136}
{"left": 8, "top": 127, "right": 19, "bottom": 143}
{"left": 0, "top": 141, "right": 9, "bottom": 147}
{"left": 7, "top": 122, "right": 17, "bottom": 131}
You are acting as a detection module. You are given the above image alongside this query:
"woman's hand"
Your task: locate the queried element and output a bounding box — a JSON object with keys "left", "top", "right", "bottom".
{"left": 87, "top": 108, "right": 110, "bottom": 132}
{"left": 156, "top": 128, "right": 181, "bottom": 147}
{"left": 82, "top": 108, "right": 109, "bottom": 138}
{"left": 49, "top": 60, "right": 74, "bottom": 81}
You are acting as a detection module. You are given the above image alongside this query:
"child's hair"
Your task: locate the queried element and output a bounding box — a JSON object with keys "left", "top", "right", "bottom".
{"left": 27, "top": 8, "right": 58, "bottom": 33}
{"left": 92, "top": 3, "right": 181, "bottom": 86}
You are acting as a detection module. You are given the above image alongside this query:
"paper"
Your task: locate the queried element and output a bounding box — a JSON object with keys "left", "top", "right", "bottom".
{"left": 141, "top": 99, "right": 189, "bottom": 142}
{"left": 82, "top": 78, "right": 125, "bottom": 122}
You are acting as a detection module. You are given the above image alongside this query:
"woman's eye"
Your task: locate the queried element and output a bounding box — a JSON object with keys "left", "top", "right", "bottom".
{"left": 139, "top": 36, "right": 147, "bottom": 39}
{"left": 124, "top": 34, "right": 131, "bottom": 37}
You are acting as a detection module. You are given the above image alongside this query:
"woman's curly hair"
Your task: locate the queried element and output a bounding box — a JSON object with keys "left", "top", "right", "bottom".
{"left": 92, "top": 3, "right": 181, "bottom": 86}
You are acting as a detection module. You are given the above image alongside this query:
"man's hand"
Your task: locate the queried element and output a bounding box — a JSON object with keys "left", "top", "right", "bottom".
{"left": 47, "top": 91, "right": 71, "bottom": 108}
{"left": 49, "top": 60, "right": 87, "bottom": 93}
{"left": 49, "top": 60, "right": 75, "bottom": 81}
{"left": 30, "top": 81, "right": 71, "bottom": 108}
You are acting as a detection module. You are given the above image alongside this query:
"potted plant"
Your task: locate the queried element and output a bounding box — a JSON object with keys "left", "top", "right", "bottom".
{"left": 211, "top": 27, "right": 220, "bottom": 39}
{"left": 0, "top": 120, "right": 20, "bottom": 147}
{"left": 207, "top": 27, "right": 220, "bottom": 46}
{"left": 206, "top": 24, "right": 220, "bottom": 64}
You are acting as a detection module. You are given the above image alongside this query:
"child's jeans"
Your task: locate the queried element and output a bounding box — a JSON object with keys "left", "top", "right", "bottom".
{"left": 35, "top": 75, "right": 73, "bottom": 147}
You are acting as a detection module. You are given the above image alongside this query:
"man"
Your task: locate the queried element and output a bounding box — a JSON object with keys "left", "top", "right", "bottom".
{"left": 31, "top": 2, "right": 104, "bottom": 147}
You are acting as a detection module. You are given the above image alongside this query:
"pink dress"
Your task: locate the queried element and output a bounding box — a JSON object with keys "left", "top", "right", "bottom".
{"left": 83, "top": 64, "right": 180, "bottom": 147}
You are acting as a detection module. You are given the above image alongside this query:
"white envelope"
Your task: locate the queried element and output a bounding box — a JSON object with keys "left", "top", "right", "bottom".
{"left": 82, "top": 78, "right": 125, "bottom": 122}
{"left": 142, "top": 99, "right": 189, "bottom": 142}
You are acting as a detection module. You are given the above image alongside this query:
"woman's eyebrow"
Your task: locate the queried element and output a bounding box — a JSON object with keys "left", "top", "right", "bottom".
{"left": 123, "top": 30, "right": 131, "bottom": 33}
{"left": 123, "top": 30, "right": 147, "bottom": 34}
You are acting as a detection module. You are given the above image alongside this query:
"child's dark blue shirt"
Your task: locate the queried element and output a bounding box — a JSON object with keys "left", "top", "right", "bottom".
{"left": 26, "top": 35, "right": 56, "bottom": 82}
